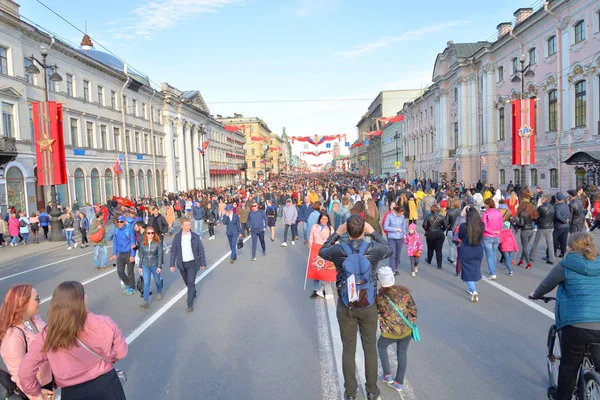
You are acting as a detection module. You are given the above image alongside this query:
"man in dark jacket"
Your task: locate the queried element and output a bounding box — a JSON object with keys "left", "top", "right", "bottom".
{"left": 298, "top": 195, "right": 313, "bottom": 245}
{"left": 223, "top": 204, "right": 243, "bottom": 263}
{"left": 169, "top": 218, "right": 206, "bottom": 312}
{"left": 531, "top": 194, "right": 555, "bottom": 264}
{"left": 247, "top": 201, "right": 268, "bottom": 260}
{"left": 553, "top": 193, "right": 570, "bottom": 258}
{"left": 567, "top": 189, "right": 585, "bottom": 233}
{"left": 192, "top": 201, "right": 207, "bottom": 238}
{"left": 148, "top": 206, "right": 169, "bottom": 244}
{"left": 319, "top": 215, "right": 393, "bottom": 400}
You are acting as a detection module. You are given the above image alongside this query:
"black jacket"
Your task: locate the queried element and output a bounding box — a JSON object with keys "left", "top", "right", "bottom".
{"left": 148, "top": 213, "right": 169, "bottom": 235}
{"left": 422, "top": 212, "right": 448, "bottom": 234}
{"left": 515, "top": 210, "right": 534, "bottom": 230}
{"left": 569, "top": 198, "right": 585, "bottom": 232}
{"left": 445, "top": 208, "right": 460, "bottom": 233}
{"left": 169, "top": 231, "right": 207, "bottom": 271}
{"left": 138, "top": 241, "right": 164, "bottom": 268}
{"left": 536, "top": 202, "right": 555, "bottom": 230}
{"left": 319, "top": 232, "right": 393, "bottom": 299}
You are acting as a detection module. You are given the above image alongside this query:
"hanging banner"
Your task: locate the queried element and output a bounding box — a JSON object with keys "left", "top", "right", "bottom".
{"left": 362, "top": 130, "right": 382, "bottom": 137}
{"left": 377, "top": 115, "right": 405, "bottom": 125}
{"left": 224, "top": 125, "right": 246, "bottom": 132}
{"left": 289, "top": 134, "right": 346, "bottom": 146}
{"left": 33, "top": 101, "right": 67, "bottom": 186}
{"left": 305, "top": 243, "right": 337, "bottom": 282}
{"left": 511, "top": 98, "right": 536, "bottom": 165}
{"left": 302, "top": 150, "right": 331, "bottom": 157}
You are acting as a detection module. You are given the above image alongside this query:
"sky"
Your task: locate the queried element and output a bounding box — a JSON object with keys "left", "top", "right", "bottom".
{"left": 17, "top": 0, "right": 540, "bottom": 163}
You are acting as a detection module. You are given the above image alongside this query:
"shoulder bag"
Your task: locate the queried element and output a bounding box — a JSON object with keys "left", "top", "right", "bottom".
{"left": 75, "top": 338, "right": 127, "bottom": 386}
{"left": 385, "top": 295, "right": 420, "bottom": 342}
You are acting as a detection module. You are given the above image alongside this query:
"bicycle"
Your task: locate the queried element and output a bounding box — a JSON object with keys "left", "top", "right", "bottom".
{"left": 530, "top": 296, "right": 600, "bottom": 399}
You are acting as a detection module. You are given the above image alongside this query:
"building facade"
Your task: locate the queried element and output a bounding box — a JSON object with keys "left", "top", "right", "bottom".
{"left": 401, "top": 0, "right": 600, "bottom": 192}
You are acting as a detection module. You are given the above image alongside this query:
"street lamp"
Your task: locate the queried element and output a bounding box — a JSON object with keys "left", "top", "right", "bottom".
{"left": 200, "top": 124, "right": 208, "bottom": 190}
{"left": 511, "top": 52, "right": 535, "bottom": 188}
{"left": 26, "top": 46, "right": 64, "bottom": 242}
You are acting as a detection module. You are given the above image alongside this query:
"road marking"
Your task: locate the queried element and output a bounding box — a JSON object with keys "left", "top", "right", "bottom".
{"left": 125, "top": 235, "right": 251, "bottom": 344}
{"left": 315, "top": 283, "right": 341, "bottom": 400}
{"left": 0, "top": 251, "right": 96, "bottom": 281}
{"left": 323, "top": 284, "right": 346, "bottom": 400}
{"left": 40, "top": 269, "right": 117, "bottom": 304}
{"left": 483, "top": 277, "right": 555, "bottom": 320}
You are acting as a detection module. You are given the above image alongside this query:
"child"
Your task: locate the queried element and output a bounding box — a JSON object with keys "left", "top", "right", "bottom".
{"left": 403, "top": 223, "right": 423, "bottom": 277}
{"left": 499, "top": 221, "right": 517, "bottom": 276}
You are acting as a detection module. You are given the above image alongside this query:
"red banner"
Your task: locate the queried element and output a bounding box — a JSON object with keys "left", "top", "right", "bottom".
{"left": 33, "top": 101, "right": 67, "bottom": 186}
{"left": 306, "top": 243, "right": 337, "bottom": 282}
{"left": 302, "top": 150, "right": 331, "bottom": 156}
{"left": 512, "top": 98, "right": 536, "bottom": 165}
{"left": 363, "top": 130, "right": 382, "bottom": 137}
{"left": 290, "top": 134, "right": 346, "bottom": 146}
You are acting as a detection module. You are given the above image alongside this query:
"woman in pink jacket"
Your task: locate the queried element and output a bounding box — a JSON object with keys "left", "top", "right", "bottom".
{"left": 18, "top": 281, "right": 128, "bottom": 400}
{"left": 8, "top": 213, "right": 20, "bottom": 246}
{"left": 0, "top": 284, "right": 54, "bottom": 399}
{"left": 309, "top": 212, "right": 334, "bottom": 299}
{"left": 499, "top": 221, "right": 517, "bottom": 276}
{"left": 481, "top": 198, "right": 503, "bottom": 280}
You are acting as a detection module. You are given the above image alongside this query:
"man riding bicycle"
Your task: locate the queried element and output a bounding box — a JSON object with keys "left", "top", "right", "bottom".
{"left": 530, "top": 232, "right": 600, "bottom": 400}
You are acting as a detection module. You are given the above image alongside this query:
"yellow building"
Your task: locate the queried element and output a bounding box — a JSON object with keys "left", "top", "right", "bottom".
{"left": 216, "top": 114, "right": 273, "bottom": 181}
{"left": 269, "top": 134, "right": 285, "bottom": 176}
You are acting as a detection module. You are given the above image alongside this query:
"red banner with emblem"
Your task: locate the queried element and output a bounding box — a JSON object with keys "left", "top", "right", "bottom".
{"left": 306, "top": 243, "right": 337, "bottom": 282}
{"left": 33, "top": 101, "right": 67, "bottom": 186}
{"left": 512, "top": 98, "right": 536, "bottom": 165}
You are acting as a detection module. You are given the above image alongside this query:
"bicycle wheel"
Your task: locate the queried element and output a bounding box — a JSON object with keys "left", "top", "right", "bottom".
{"left": 547, "top": 325, "right": 561, "bottom": 388}
{"left": 583, "top": 371, "right": 600, "bottom": 400}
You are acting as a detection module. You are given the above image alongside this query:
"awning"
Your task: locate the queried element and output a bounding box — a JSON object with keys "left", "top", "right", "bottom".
{"left": 564, "top": 151, "right": 600, "bottom": 165}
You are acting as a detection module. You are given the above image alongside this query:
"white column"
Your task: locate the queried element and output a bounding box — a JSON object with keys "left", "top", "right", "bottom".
{"left": 184, "top": 125, "right": 194, "bottom": 190}
{"left": 164, "top": 119, "right": 177, "bottom": 193}
{"left": 458, "top": 82, "right": 468, "bottom": 148}
{"left": 176, "top": 119, "right": 187, "bottom": 190}
{"left": 440, "top": 92, "right": 448, "bottom": 150}
{"left": 560, "top": 28, "right": 570, "bottom": 130}
{"left": 470, "top": 78, "right": 478, "bottom": 148}
{"left": 192, "top": 128, "right": 202, "bottom": 188}
{"left": 485, "top": 71, "right": 495, "bottom": 144}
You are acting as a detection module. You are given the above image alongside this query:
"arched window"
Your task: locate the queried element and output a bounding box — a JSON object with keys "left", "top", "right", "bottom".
{"left": 137, "top": 170, "right": 144, "bottom": 197}
{"left": 90, "top": 169, "right": 100, "bottom": 205}
{"left": 74, "top": 168, "right": 86, "bottom": 204}
{"left": 129, "top": 169, "right": 135, "bottom": 198}
{"left": 574, "top": 20, "right": 586, "bottom": 43}
{"left": 6, "top": 166, "right": 25, "bottom": 212}
{"left": 156, "top": 169, "right": 162, "bottom": 196}
{"left": 104, "top": 169, "right": 113, "bottom": 200}
{"left": 147, "top": 169, "right": 153, "bottom": 197}
{"left": 575, "top": 80, "right": 586, "bottom": 127}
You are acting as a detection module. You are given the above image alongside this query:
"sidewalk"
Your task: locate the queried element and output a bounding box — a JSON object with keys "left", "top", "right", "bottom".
{"left": 0, "top": 232, "right": 80, "bottom": 265}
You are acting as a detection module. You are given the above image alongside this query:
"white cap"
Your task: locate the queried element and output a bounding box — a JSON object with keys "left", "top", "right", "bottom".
{"left": 377, "top": 266, "right": 395, "bottom": 288}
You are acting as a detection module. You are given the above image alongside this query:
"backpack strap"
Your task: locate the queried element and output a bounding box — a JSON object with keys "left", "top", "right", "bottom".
{"left": 358, "top": 241, "right": 370, "bottom": 256}
{"left": 340, "top": 243, "right": 353, "bottom": 257}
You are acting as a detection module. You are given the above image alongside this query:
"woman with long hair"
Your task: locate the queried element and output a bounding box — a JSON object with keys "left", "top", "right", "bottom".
{"left": 514, "top": 201, "right": 538, "bottom": 270}
{"left": 422, "top": 205, "right": 448, "bottom": 269}
{"left": 19, "top": 281, "right": 128, "bottom": 400}
{"left": 481, "top": 198, "right": 504, "bottom": 280}
{"left": 507, "top": 191, "right": 519, "bottom": 217}
{"left": 137, "top": 226, "right": 164, "bottom": 309}
{"left": 205, "top": 202, "right": 218, "bottom": 240}
{"left": 8, "top": 213, "right": 19, "bottom": 247}
{"left": 364, "top": 199, "right": 382, "bottom": 235}
{"left": 384, "top": 205, "right": 406, "bottom": 275}
{"left": 350, "top": 201, "right": 365, "bottom": 219}
{"left": 165, "top": 204, "right": 176, "bottom": 235}
{"left": 407, "top": 196, "right": 418, "bottom": 225}
{"left": 63, "top": 211, "right": 77, "bottom": 250}
{"left": 29, "top": 212, "right": 40, "bottom": 244}
{"left": 308, "top": 212, "right": 333, "bottom": 299}
{"left": 458, "top": 207, "right": 485, "bottom": 302}
{"left": 0, "top": 284, "right": 54, "bottom": 399}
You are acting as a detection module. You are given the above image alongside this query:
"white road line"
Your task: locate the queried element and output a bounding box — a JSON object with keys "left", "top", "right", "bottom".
{"left": 316, "top": 284, "right": 341, "bottom": 400}
{"left": 0, "top": 251, "right": 95, "bottom": 281}
{"left": 483, "top": 277, "right": 555, "bottom": 320}
{"left": 125, "top": 235, "right": 251, "bottom": 344}
{"left": 323, "top": 284, "right": 346, "bottom": 400}
{"left": 40, "top": 269, "right": 117, "bottom": 304}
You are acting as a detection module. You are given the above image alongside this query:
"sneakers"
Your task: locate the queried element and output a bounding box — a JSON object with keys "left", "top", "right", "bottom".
{"left": 67, "top": 246, "right": 72, "bottom": 250}
{"left": 187, "top": 305, "right": 194, "bottom": 312}
{"left": 546, "top": 260, "right": 555, "bottom": 265}
{"left": 489, "top": 275, "right": 497, "bottom": 280}
{"left": 381, "top": 374, "right": 394, "bottom": 385}
{"left": 120, "top": 281, "right": 125, "bottom": 288}
{"left": 447, "top": 257, "right": 455, "bottom": 264}
{"left": 467, "top": 290, "right": 473, "bottom": 296}
{"left": 125, "top": 288, "right": 135, "bottom": 296}
{"left": 324, "top": 293, "right": 334, "bottom": 299}
{"left": 411, "top": 272, "right": 416, "bottom": 277}
{"left": 389, "top": 382, "right": 403, "bottom": 392}
{"left": 74, "top": 242, "right": 78, "bottom": 248}
{"left": 415, "top": 267, "right": 419, "bottom": 273}
{"left": 281, "top": 242, "right": 288, "bottom": 247}
{"left": 156, "top": 293, "right": 163, "bottom": 301}
{"left": 508, "top": 271, "right": 513, "bottom": 277}
{"left": 251, "top": 257, "right": 257, "bottom": 261}
{"left": 471, "top": 292, "right": 479, "bottom": 302}
{"left": 316, "top": 290, "right": 325, "bottom": 298}
{"left": 310, "top": 291, "right": 319, "bottom": 299}
{"left": 291, "top": 241, "right": 296, "bottom": 246}
{"left": 139, "top": 302, "right": 149, "bottom": 309}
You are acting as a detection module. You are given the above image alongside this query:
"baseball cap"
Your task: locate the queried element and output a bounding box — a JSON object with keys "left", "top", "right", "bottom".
{"left": 555, "top": 192, "right": 566, "bottom": 201}
{"left": 117, "top": 216, "right": 126, "bottom": 222}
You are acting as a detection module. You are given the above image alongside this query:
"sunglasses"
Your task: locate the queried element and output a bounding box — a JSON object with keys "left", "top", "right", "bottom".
{"left": 117, "top": 221, "right": 125, "bottom": 224}
{"left": 251, "top": 204, "right": 258, "bottom": 207}
{"left": 147, "top": 232, "right": 155, "bottom": 235}
{"left": 34, "top": 295, "right": 40, "bottom": 303}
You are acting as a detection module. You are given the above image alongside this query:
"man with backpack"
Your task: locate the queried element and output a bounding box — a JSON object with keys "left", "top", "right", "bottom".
{"left": 319, "top": 215, "right": 393, "bottom": 400}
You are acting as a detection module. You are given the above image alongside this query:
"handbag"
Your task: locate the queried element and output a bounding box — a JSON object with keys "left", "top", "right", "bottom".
{"left": 385, "top": 295, "right": 420, "bottom": 342}
{"left": 237, "top": 237, "right": 244, "bottom": 249}
{"left": 75, "top": 338, "right": 127, "bottom": 386}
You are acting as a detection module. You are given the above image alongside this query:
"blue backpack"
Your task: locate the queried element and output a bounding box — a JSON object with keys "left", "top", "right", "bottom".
{"left": 340, "top": 242, "right": 375, "bottom": 310}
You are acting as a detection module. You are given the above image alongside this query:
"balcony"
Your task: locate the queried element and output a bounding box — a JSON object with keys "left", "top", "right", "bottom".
{"left": 0, "top": 137, "right": 18, "bottom": 166}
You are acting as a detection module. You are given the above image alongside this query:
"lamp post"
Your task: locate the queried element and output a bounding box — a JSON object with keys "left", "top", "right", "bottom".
{"left": 26, "top": 45, "right": 64, "bottom": 242}
{"left": 511, "top": 52, "right": 535, "bottom": 188}
{"left": 200, "top": 125, "right": 208, "bottom": 190}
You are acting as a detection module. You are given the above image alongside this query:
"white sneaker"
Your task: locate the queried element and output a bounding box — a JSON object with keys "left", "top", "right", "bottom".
{"left": 281, "top": 242, "right": 287, "bottom": 247}
{"left": 411, "top": 272, "right": 416, "bottom": 277}
{"left": 74, "top": 242, "right": 78, "bottom": 248}
{"left": 489, "top": 275, "right": 497, "bottom": 280}
{"left": 292, "top": 241, "right": 295, "bottom": 246}
{"left": 324, "top": 293, "right": 334, "bottom": 299}
{"left": 467, "top": 290, "right": 473, "bottom": 296}
{"left": 120, "top": 281, "right": 125, "bottom": 288}
{"left": 316, "top": 290, "right": 325, "bottom": 298}
{"left": 415, "top": 267, "right": 419, "bottom": 273}
{"left": 67, "top": 246, "right": 72, "bottom": 250}
{"left": 471, "top": 292, "right": 479, "bottom": 302}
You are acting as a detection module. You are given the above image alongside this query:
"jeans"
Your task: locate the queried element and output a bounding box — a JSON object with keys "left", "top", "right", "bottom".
{"left": 446, "top": 231, "right": 457, "bottom": 262}
{"left": 94, "top": 245, "right": 107, "bottom": 268}
{"left": 336, "top": 301, "right": 379, "bottom": 397}
{"left": 482, "top": 236, "right": 499, "bottom": 275}
{"left": 502, "top": 251, "right": 514, "bottom": 273}
{"left": 425, "top": 230, "right": 444, "bottom": 268}
{"left": 65, "top": 230, "right": 76, "bottom": 247}
{"left": 553, "top": 227, "right": 569, "bottom": 257}
{"left": 227, "top": 235, "right": 237, "bottom": 260}
{"left": 530, "top": 228, "right": 554, "bottom": 262}
{"left": 519, "top": 229, "right": 535, "bottom": 263}
{"left": 194, "top": 219, "right": 204, "bottom": 238}
{"left": 387, "top": 238, "right": 404, "bottom": 273}
{"left": 377, "top": 335, "right": 412, "bottom": 384}
{"left": 142, "top": 265, "right": 163, "bottom": 303}
{"left": 116, "top": 252, "right": 135, "bottom": 289}
{"left": 180, "top": 261, "right": 197, "bottom": 307}
{"left": 21, "top": 233, "right": 29, "bottom": 243}
{"left": 208, "top": 223, "right": 215, "bottom": 237}
{"left": 80, "top": 228, "right": 88, "bottom": 245}
{"left": 466, "top": 280, "right": 477, "bottom": 293}
{"left": 409, "top": 256, "right": 419, "bottom": 272}
{"left": 313, "top": 279, "right": 324, "bottom": 291}
{"left": 11, "top": 235, "right": 18, "bottom": 245}
{"left": 251, "top": 230, "right": 266, "bottom": 257}
{"left": 557, "top": 325, "right": 600, "bottom": 400}
{"left": 423, "top": 211, "right": 431, "bottom": 220}
{"left": 301, "top": 221, "right": 310, "bottom": 241}
{"left": 283, "top": 224, "right": 298, "bottom": 242}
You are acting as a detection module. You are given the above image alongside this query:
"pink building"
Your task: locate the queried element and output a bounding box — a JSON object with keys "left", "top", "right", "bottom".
{"left": 402, "top": 0, "right": 600, "bottom": 192}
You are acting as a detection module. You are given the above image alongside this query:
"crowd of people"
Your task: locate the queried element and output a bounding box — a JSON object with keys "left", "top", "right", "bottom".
{"left": 1, "top": 173, "right": 599, "bottom": 399}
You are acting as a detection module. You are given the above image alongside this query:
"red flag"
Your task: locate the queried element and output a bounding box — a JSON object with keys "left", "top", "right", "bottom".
{"left": 201, "top": 140, "right": 210, "bottom": 149}
{"left": 33, "top": 101, "right": 67, "bottom": 186}
{"left": 306, "top": 243, "right": 337, "bottom": 282}
{"left": 512, "top": 99, "right": 536, "bottom": 165}
{"left": 388, "top": 115, "right": 404, "bottom": 123}
{"left": 251, "top": 136, "right": 264, "bottom": 142}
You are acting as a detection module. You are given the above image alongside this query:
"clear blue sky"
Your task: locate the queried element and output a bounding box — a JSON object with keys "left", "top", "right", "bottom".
{"left": 18, "top": 0, "right": 536, "bottom": 161}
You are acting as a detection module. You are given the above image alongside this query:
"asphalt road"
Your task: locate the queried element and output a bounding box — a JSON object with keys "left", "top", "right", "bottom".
{"left": 0, "top": 218, "right": 566, "bottom": 400}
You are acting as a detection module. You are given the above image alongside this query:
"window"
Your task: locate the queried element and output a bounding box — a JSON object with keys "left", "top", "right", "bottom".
{"left": 122, "top": 95, "right": 127, "bottom": 113}
{"left": 24, "top": 58, "right": 33, "bottom": 83}
{"left": 113, "top": 127, "right": 120, "bottom": 151}
{"left": 111, "top": 91, "right": 116, "bottom": 109}
{"left": 574, "top": 20, "right": 586, "bottom": 43}
{"left": 453, "top": 122, "right": 458, "bottom": 149}
{"left": 251, "top": 148, "right": 255, "bottom": 156}
{"left": 97, "top": 86, "right": 104, "bottom": 105}
{"left": 514, "top": 169, "right": 520, "bottom": 184}
{"left": 531, "top": 169, "right": 538, "bottom": 186}
{"left": 550, "top": 168, "right": 558, "bottom": 188}
{"left": 66, "top": 74, "right": 73, "bottom": 96}
{"left": 159, "top": 137, "right": 164, "bottom": 156}
{"left": 499, "top": 108, "right": 505, "bottom": 140}
{"left": 548, "top": 36, "right": 557, "bottom": 56}
{"left": 1, "top": 103, "right": 14, "bottom": 138}
{"left": 142, "top": 103, "right": 147, "bottom": 119}
{"left": 100, "top": 125, "right": 107, "bottom": 149}
{"left": 512, "top": 57, "right": 518, "bottom": 74}
{"left": 548, "top": 90, "right": 557, "bottom": 131}
{"left": 157, "top": 109, "right": 161, "bottom": 121}
{"left": 575, "top": 80, "right": 586, "bottom": 127}
{"left": 529, "top": 48, "right": 537, "bottom": 65}
{"left": 498, "top": 66, "right": 504, "bottom": 82}
{"left": 252, "top": 161, "right": 256, "bottom": 168}
{"left": 86, "top": 122, "right": 94, "bottom": 148}
{"left": 28, "top": 105, "right": 33, "bottom": 139}
{"left": 132, "top": 99, "right": 137, "bottom": 116}
{"left": 70, "top": 118, "right": 78, "bottom": 146}
{"left": 453, "top": 87, "right": 458, "bottom": 103}
{"left": 83, "top": 80, "right": 90, "bottom": 101}
{"left": 125, "top": 130, "right": 131, "bottom": 152}
{"left": 500, "top": 169, "right": 506, "bottom": 185}
{"left": 0, "top": 47, "right": 7, "bottom": 75}
{"left": 144, "top": 133, "right": 149, "bottom": 154}
{"left": 135, "top": 132, "right": 140, "bottom": 153}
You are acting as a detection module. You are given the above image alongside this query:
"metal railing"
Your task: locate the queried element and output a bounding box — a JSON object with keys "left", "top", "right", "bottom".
{"left": 0, "top": 137, "right": 17, "bottom": 153}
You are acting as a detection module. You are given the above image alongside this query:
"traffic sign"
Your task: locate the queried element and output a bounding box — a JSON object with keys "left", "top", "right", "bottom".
{"left": 394, "top": 161, "right": 401, "bottom": 169}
